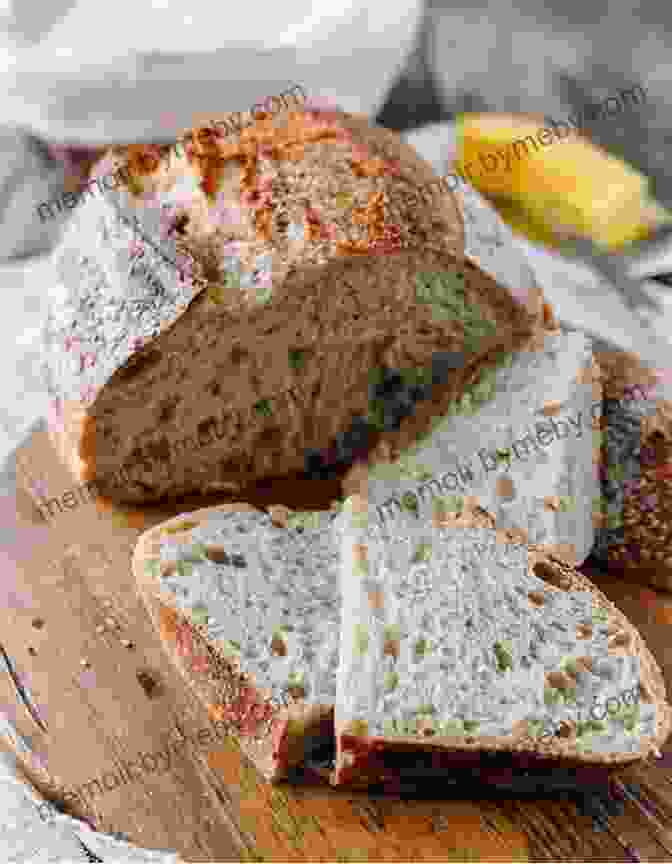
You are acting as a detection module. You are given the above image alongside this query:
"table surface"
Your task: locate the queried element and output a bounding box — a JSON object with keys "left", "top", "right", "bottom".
{"left": 1, "top": 426, "right": 672, "bottom": 863}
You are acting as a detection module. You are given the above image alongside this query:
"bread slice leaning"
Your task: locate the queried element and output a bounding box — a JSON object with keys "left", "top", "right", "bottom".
{"left": 332, "top": 495, "right": 672, "bottom": 787}
{"left": 133, "top": 502, "right": 341, "bottom": 781}
{"left": 343, "top": 327, "right": 601, "bottom": 568}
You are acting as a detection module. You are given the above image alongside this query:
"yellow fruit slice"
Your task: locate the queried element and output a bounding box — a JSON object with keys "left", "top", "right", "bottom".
{"left": 456, "top": 112, "right": 671, "bottom": 251}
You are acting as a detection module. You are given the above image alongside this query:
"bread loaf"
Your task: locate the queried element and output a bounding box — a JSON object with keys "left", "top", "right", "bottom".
{"left": 42, "top": 108, "right": 541, "bottom": 503}
{"left": 332, "top": 495, "right": 671, "bottom": 787}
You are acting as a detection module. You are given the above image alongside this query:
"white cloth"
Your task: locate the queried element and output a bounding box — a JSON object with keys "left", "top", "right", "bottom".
{"left": 2, "top": 0, "right": 422, "bottom": 144}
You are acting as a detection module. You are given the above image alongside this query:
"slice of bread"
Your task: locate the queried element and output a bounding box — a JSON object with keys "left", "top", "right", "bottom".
{"left": 332, "top": 495, "right": 672, "bottom": 787}
{"left": 133, "top": 503, "right": 341, "bottom": 780}
{"left": 343, "top": 328, "right": 602, "bottom": 567}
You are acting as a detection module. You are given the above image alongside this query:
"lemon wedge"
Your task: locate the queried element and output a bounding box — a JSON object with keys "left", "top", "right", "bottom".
{"left": 456, "top": 112, "right": 671, "bottom": 252}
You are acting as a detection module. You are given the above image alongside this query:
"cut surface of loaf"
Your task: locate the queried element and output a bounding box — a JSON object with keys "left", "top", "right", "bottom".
{"left": 332, "top": 495, "right": 672, "bottom": 786}
{"left": 133, "top": 502, "right": 342, "bottom": 780}
{"left": 344, "top": 327, "right": 601, "bottom": 566}
{"left": 42, "top": 108, "right": 542, "bottom": 503}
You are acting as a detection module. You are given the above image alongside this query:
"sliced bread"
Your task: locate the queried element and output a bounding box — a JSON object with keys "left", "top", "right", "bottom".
{"left": 133, "top": 497, "right": 499, "bottom": 781}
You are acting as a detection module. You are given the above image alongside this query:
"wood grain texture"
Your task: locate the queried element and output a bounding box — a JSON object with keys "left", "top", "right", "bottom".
{"left": 4, "top": 426, "right": 672, "bottom": 861}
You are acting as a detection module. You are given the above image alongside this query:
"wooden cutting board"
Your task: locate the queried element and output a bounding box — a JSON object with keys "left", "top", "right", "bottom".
{"left": 4, "top": 425, "right": 672, "bottom": 862}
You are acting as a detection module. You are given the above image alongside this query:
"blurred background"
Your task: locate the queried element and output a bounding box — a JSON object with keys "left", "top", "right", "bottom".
{"left": 2, "top": 0, "right": 671, "bottom": 263}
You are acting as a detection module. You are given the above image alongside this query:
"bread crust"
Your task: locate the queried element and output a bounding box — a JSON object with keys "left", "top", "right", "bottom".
{"left": 593, "top": 348, "right": 672, "bottom": 588}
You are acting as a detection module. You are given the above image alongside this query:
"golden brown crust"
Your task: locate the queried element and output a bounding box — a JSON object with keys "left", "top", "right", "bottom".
{"left": 120, "top": 109, "right": 466, "bottom": 282}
